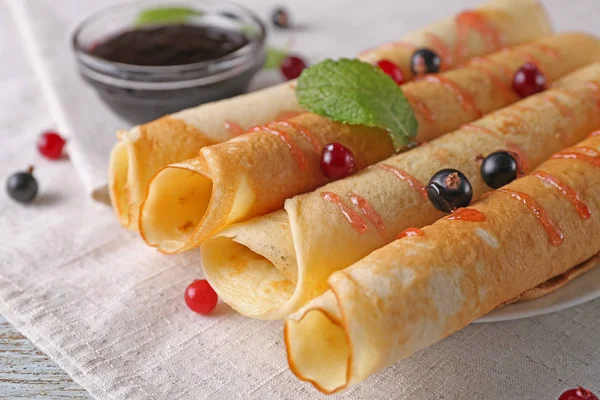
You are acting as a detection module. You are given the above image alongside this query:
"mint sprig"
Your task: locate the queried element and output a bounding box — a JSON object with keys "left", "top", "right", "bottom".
{"left": 296, "top": 59, "right": 418, "bottom": 149}
{"left": 136, "top": 7, "right": 202, "bottom": 26}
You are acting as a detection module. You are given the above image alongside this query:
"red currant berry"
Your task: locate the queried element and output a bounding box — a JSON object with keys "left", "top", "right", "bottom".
{"left": 377, "top": 59, "right": 405, "bottom": 85}
{"left": 37, "top": 131, "right": 66, "bottom": 160}
{"left": 281, "top": 55, "right": 307, "bottom": 81}
{"left": 559, "top": 387, "right": 599, "bottom": 400}
{"left": 512, "top": 62, "right": 546, "bottom": 98}
{"left": 184, "top": 279, "right": 218, "bottom": 315}
{"left": 320, "top": 142, "right": 356, "bottom": 180}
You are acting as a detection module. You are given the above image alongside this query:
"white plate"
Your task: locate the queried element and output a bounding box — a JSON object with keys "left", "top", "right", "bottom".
{"left": 476, "top": 265, "right": 600, "bottom": 323}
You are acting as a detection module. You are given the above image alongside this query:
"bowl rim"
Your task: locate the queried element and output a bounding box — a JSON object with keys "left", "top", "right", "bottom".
{"left": 71, "top": 0, "right": 267, "bottom": 74}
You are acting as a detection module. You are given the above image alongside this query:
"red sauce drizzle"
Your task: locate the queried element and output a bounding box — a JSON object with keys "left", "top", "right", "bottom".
{"left": 251, "top": 125, "right": 308, "bottom": 169}
{"left": 447, "top": 208, "right": 486, "bottom": 222}
{"left": 321, "top": 192, "right": 368, "bottom": 233}
{"left": 588, "top": 80, "right": 600, "bottom": 93}
{"left": 515, "top": 50, "right": 543, "bottom": 67}
{"left": 425, "top": 32, "right": 453, "bottom": 70}
{"left": 349, "top": 193, "right": 386, "bottom": 236}
{"left": 377, "top": 163, "right": 428, "bottom": 198}
{"left": 404, "top": 92, "right": 435, "bottom": 124}
{"left": 461, "top": 123, "right": 530, "bottom": 172}
{"left": 545, "top": 94, "right": 573, "bottom": 119}
{"left": 532, "top": 43, "right": 560, "bottom": 58}
{"left": 461, "top": 123, "right": 498, "bottom": 137}
{"left": 224, "top": 120, "right": 245, "bottom": 136}
{"left": 532, "top": 171, "right": 591, "bottom": 219}
{"left": 501, "top": 108, "right": 534, "bottom": 134}
{"left": 513, "top": 105, "right": 536, "bottom": 113}
{"left": 397, "top": 227, "right": 425, "bottom": 240}
{"left": 382, "top": 41, "right": 416, "bottom": 51}
{"left": 421, "top": 75, "right": 482, "bottom": 117}
{"left": 498, "top": 189, "right": 564, "bottom": 246}
{"left": 502, "top": 47, "right": 547, "bottom": 77}
{"left": 544, "top": 94, "right": 574, "bottom": 143}
{"left": 276, "top": 120, "right": 322, "bottom": 153}
{"left": 552, "top": 149, "right": 600, "bottom": 168}
{"left": 505, "top": 105, "right": 536, "bottom": 138}
{"left": 472, "top": 64, "right": 513, "bottom": 102}
{"left": 555, "top": 90, "right": 580, "bottom": 102}
{"left": 455, "top": 11, "right": 503, "bottom": 62}
{"left": 468, "top": 57, "right": 512, "bottom": 80}
{"left": 569, "top": 146, "right": 599, "bottom": 157}
{"left": 480, "top": 191, "right": 492, "bottom": 200}
{"left": 586, "top": 81, "right": 600, "bottom": 111}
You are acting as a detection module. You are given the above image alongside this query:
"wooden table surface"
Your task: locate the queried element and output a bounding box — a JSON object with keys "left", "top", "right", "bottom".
{"left": 0, "top": 315, "right": 90, "bottom": 399}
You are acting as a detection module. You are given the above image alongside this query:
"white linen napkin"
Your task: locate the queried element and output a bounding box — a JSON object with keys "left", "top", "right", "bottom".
{"left": 2, "top": 1, "right": 600, "bottom": 399}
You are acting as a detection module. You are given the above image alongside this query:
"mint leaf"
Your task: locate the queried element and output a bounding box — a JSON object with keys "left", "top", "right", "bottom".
{"left": 296, "top": 58, "right": 418, "bottom": 149}
{"left": 264, "top": 47, "right": 288, "bottom": 69}
{"left": 136, "top": 7, "right": 201, "bottom": 26}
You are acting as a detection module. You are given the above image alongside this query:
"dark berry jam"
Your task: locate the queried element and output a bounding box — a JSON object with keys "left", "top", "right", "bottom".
{"left": 91, "top": 25, "right": 250, "bottom": 66}
{"left": 74, "top": 3, "right": 266, "bottom": 124}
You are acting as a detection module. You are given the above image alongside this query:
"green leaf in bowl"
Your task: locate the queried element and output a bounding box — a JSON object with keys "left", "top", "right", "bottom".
{"left": 240, "top": 23, "right": 259, "bottom": 36}
{"left": 135, "top": 7, "right": 202, "bottom": 26}
{"left": 264, "top": 47, "right": 288, "bottom": 69}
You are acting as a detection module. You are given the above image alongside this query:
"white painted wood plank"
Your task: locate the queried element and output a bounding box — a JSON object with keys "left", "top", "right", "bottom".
{"left": 0, "top": 315, "right": 90, "bottom": 399}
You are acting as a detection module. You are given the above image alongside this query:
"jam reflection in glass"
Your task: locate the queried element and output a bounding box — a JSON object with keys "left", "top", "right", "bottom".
{"left": 73, "top": 2, "right": 266, "bottom": 124}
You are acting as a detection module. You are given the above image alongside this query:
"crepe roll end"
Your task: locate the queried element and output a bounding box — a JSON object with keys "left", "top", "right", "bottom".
{"left": 202, "top": 236, "right": 296, "bottom": 319}
{"left": 285, "top": 292, "right": 351, "bottom": 394}
{"left": 108, "top": 141, "right": 134, "bottom": 230}
{"left": 140, "top": 163, "right": 213, "bottom": 254}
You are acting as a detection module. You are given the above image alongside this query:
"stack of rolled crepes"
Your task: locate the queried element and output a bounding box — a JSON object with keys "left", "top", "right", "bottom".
{"left": 284, "top": 133, "right": 600, "bottom": 393}
{"left": 200, "top": 62, "right": 600, "bottom": 319}
{"left": 110, "top": 0, "right": 552, "bottom": 231}
{"left": 105, "top": 0, "right": 600, "bottom": 393}
{"left": 139, "top": 33, "right": 600, "bottom": 253}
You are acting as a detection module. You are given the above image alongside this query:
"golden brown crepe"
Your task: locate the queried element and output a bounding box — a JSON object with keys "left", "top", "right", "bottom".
{"left": 140, "top": 33, "right": 600, "bottom": 254}
{"left": 109, "top": 0, "right": 552, "bottom": 230}
{"left": 200, "top": 63, "right": 600, "bottom": 319}
{"left": 508, "top": 254, "right": 599, "bottom": 304}
{"left": 285, "top": 134, "right": 600, "bottom": 394}
{"left": 358, "top": 0, "right": 552, "bottom": 76}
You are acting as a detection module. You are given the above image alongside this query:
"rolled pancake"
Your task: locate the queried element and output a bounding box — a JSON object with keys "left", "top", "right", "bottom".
{"left": 201, "top": 63, "right": 600, "bottom": 319}
{"left": 358, "top": 0, "right": 552, "bottom": 75}
{"left": 507, "top": 254, "right": 599, "bottom": 305}
{"left": 142, "top": 33, "right": 600, "bottom": 254}
{"left": 110, "top": 0, "right": 552, "bottom": 230}
{"left": 285, "top": 135, "right": 600, "bottom": 394}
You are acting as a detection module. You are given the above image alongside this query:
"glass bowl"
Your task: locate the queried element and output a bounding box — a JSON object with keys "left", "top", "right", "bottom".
{"left": 72, "top": 0, "right": 266, "bottom": 124}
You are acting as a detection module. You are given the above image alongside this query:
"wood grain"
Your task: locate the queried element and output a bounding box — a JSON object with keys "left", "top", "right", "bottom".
{"left": 0, "top": 315, "right": 90, "bottom": 399}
